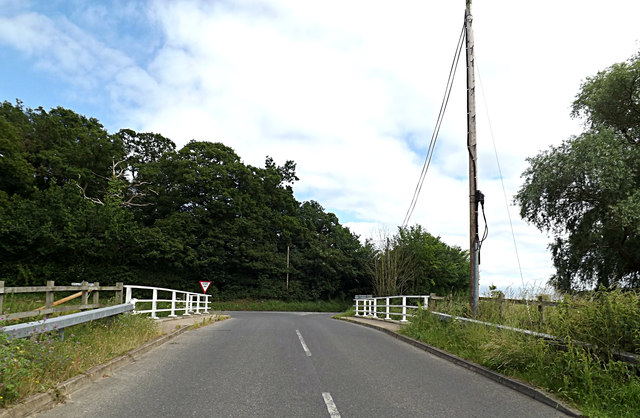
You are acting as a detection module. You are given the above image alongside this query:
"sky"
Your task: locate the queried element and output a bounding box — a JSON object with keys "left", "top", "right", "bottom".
{"left": 1, "top": 0, "right": 639, "bottom": 295}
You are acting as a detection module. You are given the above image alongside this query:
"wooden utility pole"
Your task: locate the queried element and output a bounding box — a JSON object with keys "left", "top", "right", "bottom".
{"left": 466, "top": 0, "right": 480, "bottom": 316}
{"left": 286, "top": 245, "right": 290, "bottom": 290}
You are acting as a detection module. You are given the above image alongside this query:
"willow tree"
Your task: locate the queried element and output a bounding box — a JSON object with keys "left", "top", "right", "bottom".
{"left": 516, "top": 51, "right": 640, "bottom": 290}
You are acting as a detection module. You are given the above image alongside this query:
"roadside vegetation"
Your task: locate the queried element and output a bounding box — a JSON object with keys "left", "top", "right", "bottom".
{"left": 0, "top": 314, "right": 160, "bottom": 408}
{"left": 212, "top": 299, "right": 351, "bottom": 312}
{"left": 397, "top": 290, "right": 640, "bottom": 417}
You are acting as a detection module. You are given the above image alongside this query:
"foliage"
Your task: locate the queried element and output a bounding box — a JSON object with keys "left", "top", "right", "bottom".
{"left": 0, "top": 100, "right": 372, "bottom": 300}
{"left": 0, "top": 313, "right": 159, "bottom": 407}
{"left": 572, "top": 51, "right": 640, "bottom": 145}
{"left": 401, "top": 293, "right": 640, "bottom": 417}
{"left": 370, "top": 225, "right": 469, "bottom": 296}
{"left": 548, "top": 289, "right": 640, "bottom": 355}
{"left": 515, "top": 51, "right": 640, "bottom": 290}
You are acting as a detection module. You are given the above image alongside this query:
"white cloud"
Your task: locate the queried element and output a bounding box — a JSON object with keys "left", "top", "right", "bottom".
{"left": 3, "top": 0, "right": 640, "bottom": 293}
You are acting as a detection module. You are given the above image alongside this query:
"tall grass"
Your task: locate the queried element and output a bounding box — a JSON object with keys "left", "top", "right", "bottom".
{"left": 400, "top": 291, "right": 640, "bottom": 417}
{"left": 0, "top": 314, "right": 160, "bottom": 407}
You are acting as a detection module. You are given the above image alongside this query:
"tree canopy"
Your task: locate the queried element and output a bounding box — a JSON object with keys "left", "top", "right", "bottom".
{"left": 0, "top": 101, "right": 371, "bottom": 299}
{"left": 515, "top": 52, "right": 640, "bottom": 290}
{"left": 370, "top": 225, "right": 469, "bottom": 296}
{"left": 0, "top": 100, "right": 471, "bottom": 299}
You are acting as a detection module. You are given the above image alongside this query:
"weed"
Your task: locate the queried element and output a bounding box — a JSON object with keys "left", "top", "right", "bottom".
{"left": 399, "top": 292, "right": 640, "bottom": 417}
{"left": 0, "top": 313, "right": 160, "bottom": 407}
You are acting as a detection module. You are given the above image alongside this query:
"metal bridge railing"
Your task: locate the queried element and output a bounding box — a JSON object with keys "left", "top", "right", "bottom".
{"left": 2, "top": 283, "right": 210, "bottom": 340}
{"left": 354, "top": 295, "right": 430, "bottom": 322}
{"left": 124, "top": 285, "right": 210, "bottom": 319}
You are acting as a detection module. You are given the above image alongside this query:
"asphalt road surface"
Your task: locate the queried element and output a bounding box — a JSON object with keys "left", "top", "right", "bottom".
{"left": 35, "top": 312, "right": 567, "bottom": 417}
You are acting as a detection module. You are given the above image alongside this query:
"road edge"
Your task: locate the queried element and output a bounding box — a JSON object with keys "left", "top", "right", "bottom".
{"left": 338, "top": 316, "right": 583, "bottom": 417}
{"left": 0, "top": 314, "right": 224, "bottom": 418}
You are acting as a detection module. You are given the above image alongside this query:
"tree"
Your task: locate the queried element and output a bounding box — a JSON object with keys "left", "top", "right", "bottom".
{"left": 0, "top": 103, "right": 34, "bottom": 197}
{"left": 370, "top": 225, "right": 469, "bottom": 296}
{"left": 572, "top": 52, "right": 640, "bottom": 145}
{"left": 516, "top": 52, "right": 640, "bottom": 290}
{"left": 0, "top": 100, "right": 375, "bottom": 299}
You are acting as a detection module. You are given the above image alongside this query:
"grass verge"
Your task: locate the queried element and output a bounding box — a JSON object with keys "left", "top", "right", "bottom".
{"left": 399, "top": 307, "right": 640, "bottom": 417}
{"left": 0, "top": 313, "right": 160, "bottom": 407}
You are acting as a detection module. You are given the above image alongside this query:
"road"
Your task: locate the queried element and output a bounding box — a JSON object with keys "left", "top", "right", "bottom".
{"left": 35, "top": 312, "right": 567, "bottom": 417}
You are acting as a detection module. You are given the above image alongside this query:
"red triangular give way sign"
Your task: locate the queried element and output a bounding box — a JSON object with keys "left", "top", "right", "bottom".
{"left": 199, "top": 281, "right": 212, "bottom": 293}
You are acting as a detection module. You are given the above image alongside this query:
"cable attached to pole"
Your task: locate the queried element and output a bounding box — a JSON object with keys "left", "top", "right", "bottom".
{"left": 402, "top": 23, "right": 466, "bottom": 227}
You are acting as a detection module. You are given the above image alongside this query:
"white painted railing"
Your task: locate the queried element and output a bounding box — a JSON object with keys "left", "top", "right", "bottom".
{"left": 124, "top": 285, "right": 210, "bottom": 319}
{"left": 354, "top": 295, "right": 429, "bottom": 322}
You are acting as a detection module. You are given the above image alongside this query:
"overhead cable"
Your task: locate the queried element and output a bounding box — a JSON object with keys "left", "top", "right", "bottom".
{"left": 402, "top": 23, "right": 466, "bottom": 227}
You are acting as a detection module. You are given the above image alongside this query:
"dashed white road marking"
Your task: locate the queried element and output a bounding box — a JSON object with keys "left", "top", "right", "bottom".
{"left": 296, "top": 329, "right": 312, "bottom": 357}
{"left": 322, "top": 392, "right": 341, "bottom": 418}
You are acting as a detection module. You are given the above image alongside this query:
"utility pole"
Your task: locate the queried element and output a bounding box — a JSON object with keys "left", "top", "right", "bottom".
{"left": 286, "top": 245, "right": 290, "bottom": 290}
{"left": 466, "top": 0, "right": 479, "bottom": 316}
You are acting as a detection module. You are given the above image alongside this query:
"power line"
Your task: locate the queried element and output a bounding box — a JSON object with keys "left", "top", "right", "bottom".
{"left": 402, "top": 23, "right": 466, "bottom": 227}
{"left": 475, "top": 59, "right": 530, "bottom": 317}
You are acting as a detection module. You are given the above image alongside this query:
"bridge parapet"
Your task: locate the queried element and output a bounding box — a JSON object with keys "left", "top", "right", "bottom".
{"left": 354, "top": 295, "right": 433, "bottom": 322}
{"left": 125, "top": 285, "right": 210, "bottom": 319}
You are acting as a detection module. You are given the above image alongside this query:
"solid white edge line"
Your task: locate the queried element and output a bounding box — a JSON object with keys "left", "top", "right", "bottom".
{"left": 322, "top": 392, "right": 341, "bottom": 418}
{"left": 296, "top": 329, "right": 312, "bottom": 357}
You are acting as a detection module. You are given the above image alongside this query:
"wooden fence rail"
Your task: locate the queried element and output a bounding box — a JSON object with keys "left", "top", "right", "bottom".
{"left": 0, "top": 281, "right": 124, "bottom": 322}
{"left": 478, "top": 295, "right": 558, "bottom": 324}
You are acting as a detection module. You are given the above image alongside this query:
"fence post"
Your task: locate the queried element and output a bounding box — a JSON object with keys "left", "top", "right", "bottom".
{"left": 429, "top": 293, "right": 436, "bottom": 311}
{"left": 184, "top": 293, "right": 192, "bottom": 316}
{"left": 537, "top": 295, "right": 545, "bottom": 325}
{"left": 194, "top": 294, "right": 201, "bottom": 314}
{"left": 0, "top": 281, "right": 4, "bottom": 314}
{"left": 80, "top": 281, "right": 89, "bottom": 308}
{"left": 46, "top": 281, "right": 55, "bottom": 309}
{"left": 169, "top": 291, "right": 177, "bottom": 317}
{"left": 151, "top": 288, "right": 158, "bottom": 319}
{"left": 115, "top": 282, "right": 123, "bottom": 304}
{"left": 401, "top": 296, "right": 407, "bottom": 322}
{"left": 125, "top": 286, "right": 132, "bottom": 304}
{"left": 385, "top": 297, "right": 390, "bottom": 319}
{"left": 93, "top": 282, "right": 100, "bottom": 307}
{"left": 372, "top": 298, "right": 378, "bottom": 318}
{"left": 204, "top": 295, "right": 210, "bottom": 314}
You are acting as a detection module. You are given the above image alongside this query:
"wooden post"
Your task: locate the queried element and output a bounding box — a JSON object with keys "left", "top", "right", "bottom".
{"left": 81, "top": 281, "right": 89, "bottom": 307}
{"left": 466, "top": 0, "right": 479, "bottom": 317}
{"left": 429, "top": 293, "right": 437, "bottom": 311}
{"left": 115, "top": 282, "right": 123, "bottom": 304}
{"left": 93, "top": 282, "right": 100, "bottom": 307}
{"left": 537, "top": 295, "right": 545, "bottom": 325}
{"left": 46, "top": 280, "right": 55, "bottom": 309}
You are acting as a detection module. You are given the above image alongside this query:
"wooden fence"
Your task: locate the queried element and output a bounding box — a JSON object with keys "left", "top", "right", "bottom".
{"left": 478, "top": 295, "right": 558, "bottom": 324}
{"left": 0, "top": 281, "right": 124, "bottom": 322}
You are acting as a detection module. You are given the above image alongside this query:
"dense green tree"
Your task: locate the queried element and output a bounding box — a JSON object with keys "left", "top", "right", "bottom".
{"left": 0, "top": 100, "right": 375, "bottom": 299}
{"left": 516, "top": 52, "right": 640, "bottom": 290}
{"left": 25, "top": 106, "right": 124, "bottom": 199}
{"left": 370, "top": 225, "right": 469, "bottom": 296}
{"left": 395, "top": 225, "right": 469, "bottom": 294}
{"left": 572, "top": 51, "right": 640, "bottom": 145}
